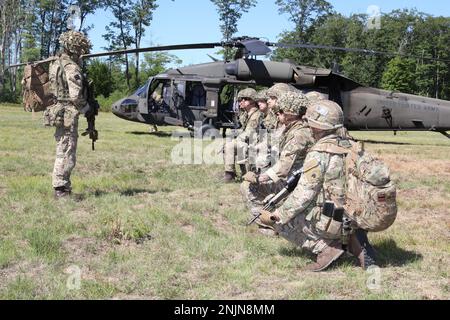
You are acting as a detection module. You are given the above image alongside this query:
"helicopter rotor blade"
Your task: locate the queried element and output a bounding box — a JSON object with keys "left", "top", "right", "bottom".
{"left": 81, "top": 42, "right": 223, "bottom": 59}
{"left": 272, "top": 42, "right": 450, "bottom": 64}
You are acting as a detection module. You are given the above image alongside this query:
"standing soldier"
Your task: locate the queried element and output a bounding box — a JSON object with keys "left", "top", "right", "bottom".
{"left": 45, "top": 31, "right": 92, "bottom": 198}
{"left": 223, "top": 88, "right": 262, "bottom": 182}
{"left": 241, "top": 91, "right": 314, "bottom": 233}
{"left": 258, "top": 100, "right": 374, "bottom": 271}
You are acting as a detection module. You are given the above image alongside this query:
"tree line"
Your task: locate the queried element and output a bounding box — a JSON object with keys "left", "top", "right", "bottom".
{"left": 1, "top": 0, "right": 449, "bottom": 107}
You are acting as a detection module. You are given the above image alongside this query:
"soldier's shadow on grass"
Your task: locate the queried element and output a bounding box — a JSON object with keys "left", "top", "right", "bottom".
{"left": 358, "top": 139, "right": 413, "bottom": 146}
{"left": 278, "top": 238, "right": 423, "bottom": 268}
{"left": 278, "top": 246, "right": 315, "bottom": 260}
{"left": 126, "top": 131, "right": 172, "bottom": 137}
{"left": 87, "top": 188, "right": 171, "bottom": 198}
{"left": 373, "top": 238, "right": 423, "bottom": 267}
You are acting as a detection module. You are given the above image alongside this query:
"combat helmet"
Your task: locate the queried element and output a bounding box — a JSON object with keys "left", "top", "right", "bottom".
{"left": 237, "top": 88, "right": 257, "bottom": 101}
{"left": 305, "top": 100, "right": 344, "bottom": 130}
{"left": 255, "top": 89, "right": 268, "bottom": 101}
{"left": 59, "top": 31, "right": 92, "bottom": 56}
{"left": 267, "top": 83, "right": 295, "bottom": 99}
{"left": 305, "top": 91, "right": 325, "bottom": 102}
{"left": 277, "top": 91, "right": 311, "bottom": 116}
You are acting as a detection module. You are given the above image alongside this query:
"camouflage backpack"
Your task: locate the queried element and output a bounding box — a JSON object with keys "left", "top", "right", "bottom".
{"left": 21, "top": 58, "right": 56, "bottom": 112}
{"left": 313, "top": 140, "right": 397, "bottom": 232}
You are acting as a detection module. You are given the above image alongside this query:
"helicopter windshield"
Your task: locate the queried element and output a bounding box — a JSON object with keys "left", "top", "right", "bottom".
{"left": 134, "top": 82, "right": 148, "bottom": 98}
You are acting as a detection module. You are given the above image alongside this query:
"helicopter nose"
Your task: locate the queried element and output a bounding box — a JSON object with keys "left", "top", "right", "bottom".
{"left": 111, "top": 98, "right": 139, "bottom": 121}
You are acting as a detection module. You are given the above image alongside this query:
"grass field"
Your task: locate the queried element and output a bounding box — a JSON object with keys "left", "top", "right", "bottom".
{"left": 0, "top": 104, "right": 449, "bottom": 300}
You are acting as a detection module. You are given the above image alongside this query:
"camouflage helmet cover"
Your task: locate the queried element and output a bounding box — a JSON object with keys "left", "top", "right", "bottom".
{"left": 59, "top": 31, "right": 92, "bottom": 55}
{"left": 305, "top": 91, "right": 326, "bottom": 102}
{"left": 266, "top": 83, "right": 295, "bottom": 99}
{"left": 277, "top": 91, "right": 311, "bottom": 115}
{"left": 306, "top": 100, "right": 344, "bottom": 130}
{"left": 255, "top": 89, "right": 268, "bottom": 101}
{"left": 237, "top": 88, "right": 257, "bottom": 101}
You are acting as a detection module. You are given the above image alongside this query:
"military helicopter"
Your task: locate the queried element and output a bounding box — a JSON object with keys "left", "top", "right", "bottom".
{"left": 9, "top": 37, "right": 450, "bottom": 138}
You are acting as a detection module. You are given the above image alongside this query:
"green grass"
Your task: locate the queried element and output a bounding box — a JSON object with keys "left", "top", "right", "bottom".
{"left": 0, "top": 104, "right": 449, "bottom": 299}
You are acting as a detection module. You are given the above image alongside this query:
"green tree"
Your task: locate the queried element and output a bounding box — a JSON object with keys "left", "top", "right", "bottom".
{"left": 381, "top": 57, "right": 416, "bottom": 93}
{"left": 272, "top": 0, "right": 333, "bottom": 64}
{"left": 210, "top": 0, "right": 257, "bottom": 60}
{"left": 139, "top": 51, "right": 182, "bottom": 80}
{"left": 130, "top": 0, "right": 158, "bottom": 88}
{"left": 87, "top": 59, "right": 115, "bottom": 98}
{"left": 103, "top": 0, "right": 134, "bottom": 90}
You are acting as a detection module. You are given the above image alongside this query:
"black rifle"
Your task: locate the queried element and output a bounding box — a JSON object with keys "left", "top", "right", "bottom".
{"left": 81, "top": 78, "right": 99, "bottom": 150}
{"left": 247, "top": 168, "right": 303, "bottom": 225}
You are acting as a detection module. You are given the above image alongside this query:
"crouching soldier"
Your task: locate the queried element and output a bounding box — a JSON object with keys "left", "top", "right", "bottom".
{"left": 241, "top": 91, "right": 314, "bottom": 234}
{"left": 223, "top": 88, "right": 262, "bottom": 182}
{"left": 258, "top": 100, "right": 374, "bottom": 271}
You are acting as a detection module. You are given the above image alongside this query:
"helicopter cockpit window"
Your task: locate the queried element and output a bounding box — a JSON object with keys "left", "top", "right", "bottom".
{"left": 186, "top": 82, "right": 206, "bottom": 107}
{"left": 134, "top": 82, "right": 148, "bottom": 98}
{"left": 148, "top": 80, "right": 171, "bottom": 113}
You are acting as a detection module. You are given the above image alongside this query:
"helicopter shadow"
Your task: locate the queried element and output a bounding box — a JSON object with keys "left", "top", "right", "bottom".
{"left": 126, "top": 131, "right": 172, "bottom": 137}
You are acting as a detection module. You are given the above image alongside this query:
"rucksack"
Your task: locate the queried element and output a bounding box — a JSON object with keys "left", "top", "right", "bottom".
{"left": 312, "top": 139, "right": 397, "bottom": 232}
{"left": 21, "top": 58, "right": 56, "bottom": 112}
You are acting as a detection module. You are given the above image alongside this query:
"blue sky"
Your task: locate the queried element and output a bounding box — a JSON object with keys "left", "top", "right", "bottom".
{"left": 85, "top": 0, "right": 450, "bottom": 67}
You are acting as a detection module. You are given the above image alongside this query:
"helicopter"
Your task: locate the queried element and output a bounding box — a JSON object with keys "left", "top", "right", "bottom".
{"left": 8, "top": 37, "right": 450, "bottom": 138}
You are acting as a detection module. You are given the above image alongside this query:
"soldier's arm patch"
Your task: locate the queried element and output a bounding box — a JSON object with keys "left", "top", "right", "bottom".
{"left": 302, "top": 157, "right": 321, "bottom": 184}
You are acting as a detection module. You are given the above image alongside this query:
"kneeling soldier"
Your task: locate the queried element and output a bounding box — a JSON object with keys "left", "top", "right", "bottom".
{"left": 241, "top": 91, "right": 314, "bottom": 233}
{"left": 258, "top": 100, "right": 366, "bottom": 271}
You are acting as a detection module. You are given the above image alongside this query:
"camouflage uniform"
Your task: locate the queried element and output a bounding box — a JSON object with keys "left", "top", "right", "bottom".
{"left": 224, "top": 89, "right": 263, "bottom": 174}
{"left": 273, "top": 100, "right": 348, "bottom": 255}
{"left": 262, "top": 109, "right": 278, "bottom": 130}
{"left": 241, "top": 92, "right": 314, "bottom": 213}
{"left": 275, "top": 134, "right": 351, "bottom": 254}
{"left": 45, "top": 31, "right": 91, "bottom": 195}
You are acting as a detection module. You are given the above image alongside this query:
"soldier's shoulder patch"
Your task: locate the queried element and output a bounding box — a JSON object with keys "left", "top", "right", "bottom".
{"left": 302, "top": 156, "right": 321, "bottom": 183}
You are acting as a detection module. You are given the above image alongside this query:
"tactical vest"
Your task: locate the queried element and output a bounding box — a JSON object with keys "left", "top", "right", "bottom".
{"left": 279, "top": 120, "right": 313, "bottom": 169}
{"left": 49, "top": 55, "right": 71, "bottom": 102}
{"left": 242, "top": 108, "right": 262, "bottom": 131}
{"left": 311, "top": 136, "right": 351, "bottom": 209}
{"left": 311, "top": 137, "right": 397, "bottom": 232}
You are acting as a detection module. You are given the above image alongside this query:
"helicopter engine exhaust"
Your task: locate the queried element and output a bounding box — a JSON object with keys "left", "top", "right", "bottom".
{"left": 225, "top": 59, "right": 318, "bottom": 86}
{"left": 225, "top": 59, "right": 297, "bottom": 84}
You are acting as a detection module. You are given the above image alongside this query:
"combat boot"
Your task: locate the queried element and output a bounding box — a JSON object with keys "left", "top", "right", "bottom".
{"left": 348, "top": 233, "right": 376, "bottom": 270}
{"left": 239, "top": 164, "right": 247, "bottom": 176}
{"left": 355, "top": 229, "right": 377, "bottom": 259}
{"left": 304, "top": 241, "right": 344, "bottom": 272}
{"left": 54, "top": 186, "right": 71, "bottom": 199}
{"left": 223, "top": 171, "right": 236, "bottom": 183}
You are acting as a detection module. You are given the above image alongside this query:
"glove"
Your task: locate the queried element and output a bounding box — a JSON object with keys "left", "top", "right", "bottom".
{"left": 242, "top": 171, "right": 258, "bottom": 184}
{"left": 80, "top": 102, "right": 90, "bottom": 115}
{"left": 259, "top": 210, "right": 281, "bottom": 227}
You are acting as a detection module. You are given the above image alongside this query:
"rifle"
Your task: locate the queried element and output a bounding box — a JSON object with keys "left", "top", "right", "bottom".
{"left": 247, "top": 168, "right": 303, "bottom": 225}
{"left": 81, "top": 78, "right": 99, "bottom": 150}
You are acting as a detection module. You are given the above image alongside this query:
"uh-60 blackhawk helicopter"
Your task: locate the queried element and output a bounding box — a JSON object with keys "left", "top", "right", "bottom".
{"left": 8, "top": 37, "right": 450, "bottom": 138}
